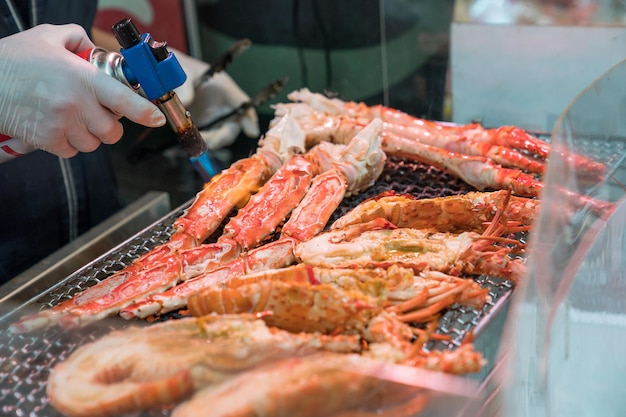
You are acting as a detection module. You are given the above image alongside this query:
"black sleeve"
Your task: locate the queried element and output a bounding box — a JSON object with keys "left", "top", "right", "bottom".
{"left": 0, "top": 0, "right": 98, "bottom": 37}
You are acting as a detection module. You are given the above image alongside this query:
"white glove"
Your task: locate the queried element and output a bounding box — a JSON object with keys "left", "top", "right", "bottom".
{"left": 0, "top": 24, "right": 166, "bottom": 158}
{"left": 173, "top": 50, "right": 259, "bottom": 150}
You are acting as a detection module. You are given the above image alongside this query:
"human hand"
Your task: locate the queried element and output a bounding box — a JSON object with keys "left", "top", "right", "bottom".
{"left": 0, "top": 24, "right": 166, "bottom": 158}
{"left": 173, "top": 51, "right": 259, "bottom": 150}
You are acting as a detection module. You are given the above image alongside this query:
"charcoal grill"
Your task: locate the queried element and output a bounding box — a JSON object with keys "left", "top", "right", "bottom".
{"left": 0, "top": 157, "right": 527, "bottom": 417}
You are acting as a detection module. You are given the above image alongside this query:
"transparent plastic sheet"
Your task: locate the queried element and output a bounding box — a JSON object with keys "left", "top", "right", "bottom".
{"left": 499, "top": 58, "right": 626, "bottom": 416}
{"left": 168, "top": 356, "right": 482, "bottom": 417}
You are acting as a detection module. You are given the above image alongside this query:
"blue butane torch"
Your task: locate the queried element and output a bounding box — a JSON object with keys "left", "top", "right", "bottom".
{"left": 110, "top": 17, "right": 219, "bottom": 181}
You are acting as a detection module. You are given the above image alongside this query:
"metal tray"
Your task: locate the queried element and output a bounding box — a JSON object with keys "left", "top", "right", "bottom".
{"left": 0, "top": 158, "right": 520, "bottom": 417}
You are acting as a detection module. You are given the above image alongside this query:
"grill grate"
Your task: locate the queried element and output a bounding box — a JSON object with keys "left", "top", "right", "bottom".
{"left": 0, "top": 158, "right": 517, "bottom": 416}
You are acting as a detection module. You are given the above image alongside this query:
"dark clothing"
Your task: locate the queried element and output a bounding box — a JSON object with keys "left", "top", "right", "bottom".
{"left": 0, "top": 0, "right": 122, "bottom": 283}
{"left": 0, "top": 0, "right": 97, "bottom": 36}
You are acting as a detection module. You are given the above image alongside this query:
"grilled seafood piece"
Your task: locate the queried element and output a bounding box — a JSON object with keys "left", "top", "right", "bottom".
{"left": 9, "top": 114, "right": 302, "bottom": 334}
{"left": 12, "top": 115, "right": 384, "bottom": 333}
{"left": 277, "top": 102, "right": 544, "bottom": 197}
{"left": 366, "top": 342, "right": 486, "bottom": 374}
{"left": 188, "top": 277, "right": 382, "bottom": 336}
{"left": 331, "top": 189, "right": 538, "bottom": 233}
{"left": 276, "top": 101, "right": 544, "bottom": 196}
{"left": 382, "top": 130, "right": 544, "bottom": 197}
{"left": 119, "top": 238, "right": 298, "bottom": 319}
{"left": 296, "top": 218, "right": 526, "bottom": 283}
{"left": 189, "top": 263, "right": 490, "bottom": 324}
{"left": 172, "top": 353, "right": 431, "bottom": 417}
{"left": 282, "top": 88, "right": 606, "bottom": 179}
{"left": 47, "top": 314, "right": 360, "bottom": 417}
{"left": 188, "top": 278, "right": 485, "bottom": 373}
{"left": 117, "top": 119, "right": 385, "bottom": 321}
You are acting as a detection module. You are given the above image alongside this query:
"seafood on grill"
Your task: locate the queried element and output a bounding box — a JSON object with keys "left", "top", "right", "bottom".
{"left": 47, "top": 314, "right": 361, "bottom": 417}
{"left": 10, "top": 115, "right": 385, "bottom": 333}
{"left": 331, "top": 189, "right": 539, "bottom": 233}
{"left": 120, "top": 191, "right": 515, "bottom": 321}
{"left": 8, "top": 114, "right": 299, "bottom": 334}
{"left": 120, "top": 184, "right": 513, "bottom": 322}
{"left": 171, "top": 352, "right": 431, "bottom": 417}
{"left": 273, "top": 89, "right": 609, "bottom": 198}
{"left": 119, "top": 238, "right": 298, "bottom": 319}
{"left": 187, "top": 268, "right": 486, "bottom": 372}
{"left": 47, "top": 263, "right": 486, "bottom": 417}
{"left": 116, "top": 117, "right": 385, "bottom": 320}
{"left": 279, "top": 88, "right": 606, "bottom": 181}
{"left": 135, "top": 188, "right": 521, "bottom": 321}
{"left": 187, "top": 263, "right": 490, "bottom": 325}
{"left": 296, "top": 218, "right": 526, "bottom": 283}
{"left": 34, "top": 89, "right": 549, "bottom": 417}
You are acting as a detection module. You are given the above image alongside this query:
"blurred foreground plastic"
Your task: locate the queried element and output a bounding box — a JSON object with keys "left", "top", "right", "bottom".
{"left": 500, "top": 58, "right": 626, "bottom": 416}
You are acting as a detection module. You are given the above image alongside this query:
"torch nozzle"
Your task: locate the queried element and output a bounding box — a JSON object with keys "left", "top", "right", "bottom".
{"left": 155, "top": 92, "right": 207, "bottom": 158}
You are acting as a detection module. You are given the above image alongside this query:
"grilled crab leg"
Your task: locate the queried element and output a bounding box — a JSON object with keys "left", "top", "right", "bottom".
{"left": 119, "top": 119, "right": 386, "bottom": 320}
{"left": 119, "top": 238, "right": 298, "bottom": 319}
{"left": 382, "top": 130, "right": 544, "bottom": 197}
{"left": 283, "top": 87, "right": 606, "bottom": 178}
{"left": 9, "top": 114, "right": 305, "bottom": 334}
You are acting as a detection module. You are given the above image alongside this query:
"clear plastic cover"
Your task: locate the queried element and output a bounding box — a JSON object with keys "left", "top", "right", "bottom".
{"left": 500, "top": 58, "right": 626, "bottom": 416}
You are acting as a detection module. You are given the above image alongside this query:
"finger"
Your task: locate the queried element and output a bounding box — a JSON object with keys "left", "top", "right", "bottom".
{"left": 211, "top": 73, "right": 249, "bottom": 108}
{"left": 45, "top": 135, "right": 80, "bottom": 159}
{"left": 53, "top": 23, "right": 96, "bottom": 53}
{"left": 174, "top": 81, "right": 195, "bottom": 108}
{"left": 84, "top": 107, "right": 124, "bottom": 145}
{"left": 65, "top": 124, "right": 103, "bottom": 153}
{"left": 200, "top": 122, "right": 241, "bottom": 150}
{"left": 91, "top": 74, "right": 166, "bottom": 128}
{"left": 239, "top": 108, "right": 259, "bottom": 138}
{"left": 172, "top": 49, "right": 210, "bottom": 81}
{"left": 54, "top": 146, "right": 80, "bottom": 159}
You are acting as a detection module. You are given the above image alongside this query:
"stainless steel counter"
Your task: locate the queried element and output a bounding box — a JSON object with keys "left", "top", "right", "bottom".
{"left": 0, "top": 191, "right": 170, "bottom": 309}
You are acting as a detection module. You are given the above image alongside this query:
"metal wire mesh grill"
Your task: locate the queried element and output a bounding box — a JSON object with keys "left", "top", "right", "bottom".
{"left": 0, "top": 158, "right": 518, "bottom": 417}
